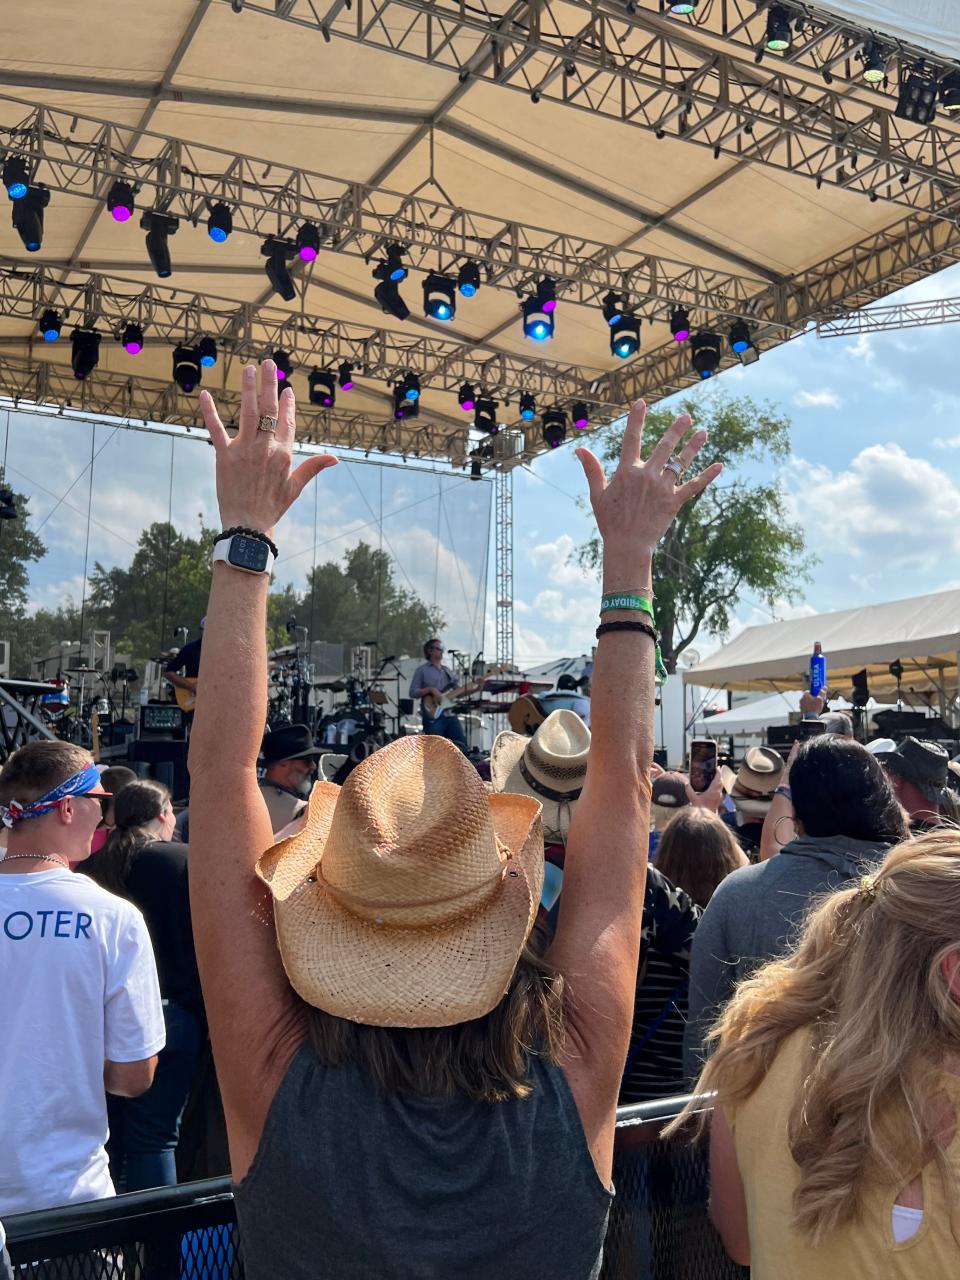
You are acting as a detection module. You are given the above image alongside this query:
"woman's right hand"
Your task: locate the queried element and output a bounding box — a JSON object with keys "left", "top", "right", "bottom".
{"left": 575, "top": 399, "right": 723, "bottom": 566}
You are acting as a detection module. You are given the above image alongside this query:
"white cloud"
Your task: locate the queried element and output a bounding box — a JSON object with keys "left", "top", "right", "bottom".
{"left": 932, "top": 434, "right": 960, "bottom": 449}
{"left": 785, "top": 443, "right": 960, "bottom": 570}
{"left": 845, "top": 333, "right": 874, "bottom": 364}
{"left": 528, "top": 533, "right": 594, "bottom": 588}
{"left": 793, "top": 389, "right": 841, "bottom": 409}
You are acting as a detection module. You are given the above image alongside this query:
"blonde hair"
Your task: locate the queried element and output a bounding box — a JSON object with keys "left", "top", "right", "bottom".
{"left": 668, "top": 830, "right": 960, "bottom": 1244}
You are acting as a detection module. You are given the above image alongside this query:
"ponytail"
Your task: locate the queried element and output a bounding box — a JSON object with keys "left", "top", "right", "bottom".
{"left": 86, "top": 778, "right": 170, "bottom": 897}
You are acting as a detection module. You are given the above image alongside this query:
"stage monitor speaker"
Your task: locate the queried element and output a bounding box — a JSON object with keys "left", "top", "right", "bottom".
{"left": 127, "top": 739, "right": 189, "bottom": 803}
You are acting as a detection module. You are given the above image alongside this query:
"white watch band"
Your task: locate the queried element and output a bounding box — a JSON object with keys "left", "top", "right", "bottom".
{"left": 212, "top": 538, "right": 275, "bottom": 575}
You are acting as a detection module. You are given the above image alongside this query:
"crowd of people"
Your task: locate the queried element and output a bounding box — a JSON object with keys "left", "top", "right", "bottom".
{"left": 2, "top": 363, "right": 959, "bottom": 1278}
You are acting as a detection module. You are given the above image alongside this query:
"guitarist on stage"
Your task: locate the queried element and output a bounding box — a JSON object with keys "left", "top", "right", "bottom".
{"left": 164, "top": 618, "right": 205, "bottom": 718}
{"left": 409, "top": 638, "right": 478, "bottom": 751}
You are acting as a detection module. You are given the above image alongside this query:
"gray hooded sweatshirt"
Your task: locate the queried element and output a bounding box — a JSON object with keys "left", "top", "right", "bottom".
{"left": 682, "top": 833, "right": 889, "bottom": 1085}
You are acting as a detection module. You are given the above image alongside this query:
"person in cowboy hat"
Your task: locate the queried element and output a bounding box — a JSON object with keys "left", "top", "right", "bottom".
{"left": 719, "top": 746, "right": 785, "bottom": 859}
{"left": 259, "top": 723, "right": 323, "bottom": 834}
{"left": 187, "top": 367, "right": 720, "bottom": 1278}
{"left": 875, "top": 736, "right": 957, "bottom": 831}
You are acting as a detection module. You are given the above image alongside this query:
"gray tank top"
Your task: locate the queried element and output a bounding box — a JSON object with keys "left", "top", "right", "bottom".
{"left": 234, "top": 1046, "right": 612, "bottom": 1279}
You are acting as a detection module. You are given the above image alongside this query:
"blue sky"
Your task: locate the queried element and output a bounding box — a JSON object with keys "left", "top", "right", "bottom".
{"left": 509, "top": 261, "right": 960, "bottom": 667}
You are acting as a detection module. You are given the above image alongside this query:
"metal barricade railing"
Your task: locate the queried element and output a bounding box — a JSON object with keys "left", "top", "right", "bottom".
{"left": 6, "top": 1098, "right": 746, "bottom": 1279}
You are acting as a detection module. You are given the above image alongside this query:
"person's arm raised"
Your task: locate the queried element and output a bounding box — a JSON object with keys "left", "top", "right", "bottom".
{"left": 548, "top": 401, "right": 721, "bottom": 1183}
{"left": 189, "top": 361, "right": 337, "bottom": 1179}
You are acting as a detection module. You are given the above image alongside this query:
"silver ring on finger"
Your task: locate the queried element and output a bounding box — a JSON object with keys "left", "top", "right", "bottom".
{"left": 257, "top": 415, "right": 278, "bottom": 434}
{"left": 663, "top": 456, "right": 684, "bottom": 482}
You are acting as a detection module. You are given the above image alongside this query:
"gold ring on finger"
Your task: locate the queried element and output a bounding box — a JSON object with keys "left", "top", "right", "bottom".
{"left": 257, "top": 415, "right": 278, "bottom": 434}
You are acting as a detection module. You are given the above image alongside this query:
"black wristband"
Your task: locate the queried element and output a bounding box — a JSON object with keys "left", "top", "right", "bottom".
{"left": 595, "top": 620, "right": 659, "bottom": 644}
{"left": 215, "top": 527, "right": 279, "bottom": 559}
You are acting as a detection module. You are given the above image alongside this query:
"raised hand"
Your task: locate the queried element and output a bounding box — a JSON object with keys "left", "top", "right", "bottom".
{"left": 575, "top": 400, "right": 722, "bottom": 562}
{"left": 198, "top": 359, "right": 338, "bottom": 535}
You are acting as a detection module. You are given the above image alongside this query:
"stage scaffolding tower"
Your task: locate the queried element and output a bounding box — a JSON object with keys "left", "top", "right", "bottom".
{"left": 495, "top": 467, "right": 514, "bottom": 670}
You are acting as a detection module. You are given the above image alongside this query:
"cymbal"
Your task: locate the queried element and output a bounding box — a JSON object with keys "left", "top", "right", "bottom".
{"left": 313, "top": 677, "right": 347, "bottom": 691}
{"left": 269, "top": 644, "right": 296, "bottom": 659}
{"left": 66, "top": 667, "right": 99, "bottom": 675}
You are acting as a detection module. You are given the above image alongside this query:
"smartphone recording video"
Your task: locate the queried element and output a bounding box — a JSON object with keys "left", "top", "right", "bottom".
{"left": 798, "top": 719, "right": 827, "bottom": 740}
{"left": 688, "top": 739, "right": 719, "bottom": 793}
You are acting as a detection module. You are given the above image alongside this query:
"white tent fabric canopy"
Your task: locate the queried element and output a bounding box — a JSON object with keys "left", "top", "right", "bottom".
{"left": 821, "top": 2, "right": 960, "bottom": 62}
{"left": 693, "top": 691, "right": 889, "bottom": 735}
{"left": 684, "top": 589, "right": 960, "bottom": 697}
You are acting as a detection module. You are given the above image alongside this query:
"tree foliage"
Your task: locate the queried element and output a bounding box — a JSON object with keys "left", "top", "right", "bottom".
{"left": 0, "top": 469, "right": 46, "bottom": 617}
{"left": 576, "top": 394, "right": 814, "bottom": 671}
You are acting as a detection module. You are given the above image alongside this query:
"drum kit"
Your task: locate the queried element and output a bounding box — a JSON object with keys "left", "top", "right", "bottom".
{"left": 42, "top": 665, "right": 128, "bottom": 751}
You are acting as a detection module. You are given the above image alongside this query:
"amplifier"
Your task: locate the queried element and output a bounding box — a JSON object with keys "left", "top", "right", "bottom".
{"left": 127, "top": 739, "right": 190, "bottom": 803}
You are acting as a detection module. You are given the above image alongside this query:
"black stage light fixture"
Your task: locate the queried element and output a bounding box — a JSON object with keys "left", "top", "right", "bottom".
{"left": 423, "top": 273, "right": 456, "bottom": 321}
{"left": 860, "top": 40, "right": 887, "bottom": 84}
{"left": 522, "top": 279, "right": 557, "bottom": 342}
{"left": 12, "top": 186, "right": 49, "bottom": 252}
{"left": 382, "top": 244, "right": 407, "bottom": 282}
{"left": 272, "top": 349, "right": 294, "bottom": 382}
{"left": 668, "top": 1, "right": 697, "bottom": 12}
{"left": 0, "top": 486, "right": 15, "bottom": 520}
{"left": 470, "top": 457, "right": 483, "bottom": 481}
{"left": 197, "top": 336, "right": 218, "bottom": 368}
{"left": 71, "top": 329, "right": 101, "bottom": 381}
{"left": 458, "top": 382, "right": 476, "bottom": 412}
{"left": 296, "top": 221, "right": 321, "bottom": 263}
{"left": 373, "top": 254, "right": 410, "bottom": 320}
{"left": 895, "top": 67, "right": 938, "bottom": 124}
{"left": 106, "top": 179, "right": 136, "bottom": 223}
{"left": 338, "top": 361, "right": 354, "bottom": 390}
{"left": 571, "top": 401, "right": 589, "bottom": 430}
{"left": 602, "top": 291, "right": 623, "bottom": 327}
{"left": 39, "top": 308, "right": 62, "bottom": 342}
{"left": 141, "top": 211, "right": 179, "bottom": 278}
{"left": 765, "top": 5, "right": 792, "bottom": 52}
{"left": 670, "top": 305, "right": 691, "bottom": 342}
{"left": 940, "top": 71, "right": 960, "bottom": 114}
{"left": 393, "top": 376, "right": 420, "bottom": 420}
{"left": 474, "top": 398, "right": 499, "bottom": 434}
{"left": 851, "top": 668, "right": 870, "bottom": 708}
{"left": 173, "top": 345, "right": 201, "bottom": 393}
{"left": 690, "top": 331, "right": 722, "bottom": 379}
{"left": 541, "top": 408, "right": 567, "bottom": 449}
{"left": 610, "top": 313, "right": 640, "bottom": 358}
{"left": 2, "top": 155, "right": 29, "bottom": 200}
{"left": 309, "top": 369, "right": 336, "bottom": 407}
{"left": 457, "top": 261, "right": 480, "bottom": 297}
{"left": 121, "top": 322, "right": 144, "bottom": 355}
{"left": 519, "top": 391, "right": 536, "bottom": 421}
{"left": 262, "top": 236, "right": 297, "bottom": 302}
{"left": 207, "top": 201, "right": 233, "bottom": 244}
{"left": 729, "top": 320, "right": 751, "bottom": 354}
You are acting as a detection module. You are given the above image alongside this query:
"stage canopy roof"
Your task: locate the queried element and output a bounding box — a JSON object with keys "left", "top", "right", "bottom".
{"left": 686, "top": 588, "right": 960, "bottom": 697}
{"left": 692, "top": 689, "right": 890, "bottom": 734}
{"left": 0, "top": 1, "right": 958, "bottom": 464}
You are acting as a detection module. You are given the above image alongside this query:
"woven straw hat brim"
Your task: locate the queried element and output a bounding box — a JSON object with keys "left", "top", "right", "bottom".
{"left": 489, "top": 730, "right": 582, "bottom": 844}
{"left": 257, "top": 782, "right": 544, "bottom": 1028}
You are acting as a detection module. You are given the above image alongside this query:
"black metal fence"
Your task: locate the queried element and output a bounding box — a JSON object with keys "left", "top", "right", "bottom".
{"left": 5, "top": 1098, "right": 745, "bottom": 1279}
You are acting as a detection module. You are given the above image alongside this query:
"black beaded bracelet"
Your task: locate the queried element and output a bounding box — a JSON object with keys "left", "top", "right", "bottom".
{"left": 214, "top": 527, "right": 279, "bottom": 559}
{"left": 595, "top": 620, "right": 659, "bottom": 644}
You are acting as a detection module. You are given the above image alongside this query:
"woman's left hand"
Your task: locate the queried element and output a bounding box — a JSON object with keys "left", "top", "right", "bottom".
{"left": 198, "top": 360, "right": 338, "bottom": 535}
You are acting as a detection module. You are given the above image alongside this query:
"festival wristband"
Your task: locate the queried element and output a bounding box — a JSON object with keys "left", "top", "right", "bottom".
{"left": 600, "top": 593, "right": 656, "bottom": 621}
{"left": 595, "top": 620, "right": 668, "bottom": 686}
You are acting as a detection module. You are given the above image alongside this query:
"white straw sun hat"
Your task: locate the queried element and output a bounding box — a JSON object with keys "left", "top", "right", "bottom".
{"left": 489, "top": 709, "right": 590, "bottom": 844}
{"left": 256, "top": 734, "right": 544, "bottom": 1028}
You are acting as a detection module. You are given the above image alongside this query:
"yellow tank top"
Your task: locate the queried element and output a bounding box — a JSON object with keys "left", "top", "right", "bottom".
{"left": 728, "top": 1027, "right": 960, "bottom": 1279}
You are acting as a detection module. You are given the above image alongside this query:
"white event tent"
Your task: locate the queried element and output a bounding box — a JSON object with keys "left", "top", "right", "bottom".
{"left": 685, "top": 589, "right": 960, "bottom": 702}
{"left": 692, "top": 692, "right": 889, "bottom": 737}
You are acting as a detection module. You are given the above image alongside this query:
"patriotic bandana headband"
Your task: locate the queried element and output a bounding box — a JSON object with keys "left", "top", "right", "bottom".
{"left": 0, "top": 763, "right": 107, "bottom": 828}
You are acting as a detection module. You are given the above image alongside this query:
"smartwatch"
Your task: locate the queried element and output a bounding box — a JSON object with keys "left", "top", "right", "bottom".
{"left": 212, "top": 533, "right": 275, "bottom": 576}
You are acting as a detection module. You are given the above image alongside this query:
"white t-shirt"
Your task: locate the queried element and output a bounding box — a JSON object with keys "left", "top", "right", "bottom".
{"left": 0, "top": 869, "right": 166, "bottom": 1216}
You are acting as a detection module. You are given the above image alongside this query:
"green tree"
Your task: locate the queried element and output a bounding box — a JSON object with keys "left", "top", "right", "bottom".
{"left": 303, "top": 542, "right": 442, "bottom": 657}
{"left": 576, "top": 394, "right": 814, "bottom": 672}
{"left": 0, "top": 469, "right": 46, "bottom": 618}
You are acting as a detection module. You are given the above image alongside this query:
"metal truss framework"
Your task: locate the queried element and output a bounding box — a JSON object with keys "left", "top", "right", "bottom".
{"left": 0, "top": 351, "right": 479, "bottom": 460}
{"left": 0, "top": 262, "right": 624, "bottom": 414}
{"left": 0, "top": 96, "right": 768, "bottom": 319}
{"left": 817, "top": 294, "right": 960, "bottom": 336}
{"left": 216, "top": 0, "right": 960, "bottom": 217}
{"left": 495, "top": 467, "right": 515, "bottom": 668}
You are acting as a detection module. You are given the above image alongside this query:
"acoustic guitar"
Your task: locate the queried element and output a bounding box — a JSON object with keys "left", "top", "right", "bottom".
{"left": 169, "top": 677, "right": 198, "bottom": 714}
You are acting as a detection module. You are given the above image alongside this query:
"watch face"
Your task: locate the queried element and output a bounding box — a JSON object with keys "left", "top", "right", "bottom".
{"left": 228, "top": 535, "right": 270, "bottom": 573}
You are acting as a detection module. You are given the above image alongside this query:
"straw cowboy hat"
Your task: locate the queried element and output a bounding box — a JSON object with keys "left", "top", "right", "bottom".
{"left": 256, "top": 734, "right": 543, "bottom": 1029}
{"left": 489, "top": 709, "right": 590, "bottom": 845}
{"left": 720, "top": 746, "right": 784, "bottom": 817}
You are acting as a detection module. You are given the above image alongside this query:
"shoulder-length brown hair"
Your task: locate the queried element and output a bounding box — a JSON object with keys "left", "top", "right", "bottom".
{"left": 655, "top": 807, "right": 746, "bottom": 908}
{"left": 304, "top": 945, "right": 564, "bottom": 1103}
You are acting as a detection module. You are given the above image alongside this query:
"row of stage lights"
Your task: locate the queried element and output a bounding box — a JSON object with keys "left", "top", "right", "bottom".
{"left": 4, "top": 165, "right": 757, "bottom": 374}
{"left": 664, "top": 1, "right": 960, "bottom": 118}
